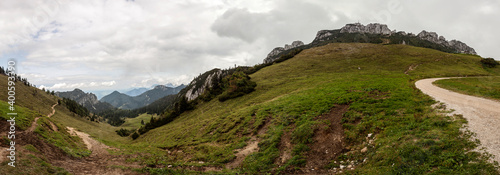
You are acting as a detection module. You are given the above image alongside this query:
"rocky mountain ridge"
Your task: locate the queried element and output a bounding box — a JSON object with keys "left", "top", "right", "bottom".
{"left": 56, "top": 89, "right": 115, "bottom": 113}
{"left": 264, "top": 41, "right": 304, "bottom": 64}
{"left": 264, "top": 23, "right": 477, "bottom": 63}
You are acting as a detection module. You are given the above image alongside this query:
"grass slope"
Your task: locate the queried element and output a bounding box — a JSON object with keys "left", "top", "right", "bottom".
{"left": 0, "top": 74, "right": 109, "bottom": 174}
{"left": 130, "top": 43, "right": 499, "bottom": 174}
{"left": 434, "top": 76, "right": 500, "bottom": 101}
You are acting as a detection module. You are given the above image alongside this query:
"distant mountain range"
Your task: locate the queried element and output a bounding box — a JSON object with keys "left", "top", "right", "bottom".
{"left": 100, "top": 84, "right": 186, "bottom": 110}
{"left": 124, "top": 88, "right": 149, "bottom": 96}
{"left": 55, "top": 89, "right": 115, "bottom": 113}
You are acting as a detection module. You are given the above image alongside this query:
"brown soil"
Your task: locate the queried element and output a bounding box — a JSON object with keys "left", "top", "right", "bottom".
{"left": 57, "top": 127, "right": 141, "bottom": 175}
{"left": 226, "top": 119, "right": 271, "bottom": 169}
{"left": 276, "top": 126, "right": 293, "bottom": 165}
{"left": 285, "top": 105, "right": 349, "bottom": 174}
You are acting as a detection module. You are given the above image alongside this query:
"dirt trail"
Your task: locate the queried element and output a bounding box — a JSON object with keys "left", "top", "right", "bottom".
{"left": 416, "top": 78, "right": 500, "bottom": 163}
{"left": 19, "top": 103, "right": 140, "bottom": 174}
{"left": 25, "top": 103, "right": 58, "bottom": 132}
{"left": 66, "top": 127, "right": 111, "bottom": 157}
{"left": 58, "top": 127, "right": 140, "bottom": 175}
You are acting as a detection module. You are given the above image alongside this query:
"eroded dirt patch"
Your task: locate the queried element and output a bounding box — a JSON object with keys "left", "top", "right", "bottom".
{"left": 226, "top": 119, "right": 271, "bottom": 169}
{"left": 295, "top": 104, "right": 349, "bottom": 174}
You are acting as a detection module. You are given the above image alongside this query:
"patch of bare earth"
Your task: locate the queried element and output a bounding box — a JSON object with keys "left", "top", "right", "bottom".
{"left": 226, "top": 119, "right": 271, "bottom": 169}
{"left": 283, "top": 105, "right": 349, "bottom": 174}
{"left": 57, "top": 127, "right": 141, "bottom": 175}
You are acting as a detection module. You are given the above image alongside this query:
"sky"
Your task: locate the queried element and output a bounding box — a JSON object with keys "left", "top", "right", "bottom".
{"left": 0, "top": 0, "right": 499, "bottom": 97}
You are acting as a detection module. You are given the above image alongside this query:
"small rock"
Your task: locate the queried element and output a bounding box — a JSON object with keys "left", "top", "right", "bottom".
{"left": 311, "top": 169, "right": 315, "bottom": 171}
{"left": 363, "top": 158, "right": 368, "bottom": 162}
{"left": 340, "top": 165, "right": 346, "bottom": 169}
{"left": 347, "top": 165, "right": 353, "bottom": 169}
{"left": 167, "top": 165, "right": 172, "bottom": 168}
{"left": 198, "top": 161, "right": 204, "bottom": 164}
{"left": 361, "top": 147, "right": 368, "bottom": 153}
{"left": 367, "top": 133, "right": 373, "bottom": 138}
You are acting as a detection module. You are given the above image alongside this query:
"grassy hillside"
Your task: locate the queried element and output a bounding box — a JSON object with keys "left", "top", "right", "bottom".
{"left": 434, "top": 76, "right": 500, "bottom": 101}
{"left": 128, "top": 43, "right": 499, "bottom": 174}
{"left": 0, "top": 74, "right": 117, "bottom": 174}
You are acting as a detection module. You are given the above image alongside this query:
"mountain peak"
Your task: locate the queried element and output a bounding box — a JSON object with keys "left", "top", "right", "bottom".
{"left": 264, "top": 23, "right": 477, "bottom": 64}
{"left": 340, "top": 23, "right": 392, "bottom": 35}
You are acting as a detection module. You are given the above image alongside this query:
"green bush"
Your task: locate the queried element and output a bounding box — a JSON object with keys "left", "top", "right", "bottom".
{"left": 218, "top": 72, "right": 257, "bottom": 102}
{"left": 481, "top": 58, "right": 499, "bottom": 68}
{"left": 115, "top": 128, "right": 134, "bottom": 137}
{"left": 131, "top": 132, "right": 140, "bottom": 140}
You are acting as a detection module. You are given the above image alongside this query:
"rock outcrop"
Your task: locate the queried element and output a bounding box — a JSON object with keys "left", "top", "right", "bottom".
{"left": 264, "top": 41, "right": 304, "bottom": 64}
{"left": 184, "top": 69, "right": 227, "bottom": 101}
{"left": 416, "top": 30, "right": 476, "bottom": 54}
{"left": 56, "top": 88, "right": 99, "bottom": 106}
{"left": 340, "top": 23, "right": 392, "bottom": 35}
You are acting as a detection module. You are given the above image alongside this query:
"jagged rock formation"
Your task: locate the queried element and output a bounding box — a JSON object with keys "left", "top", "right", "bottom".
{"left": 264, "top": 41, "right": 304, "bottom": 64}
{"left": 340, "top": 23, "right": 392, "bottom": 35}
{"left": 183, "top": 69, "right": 227, "bottom": 101}
{"left": 56, "top": 89, "right": 115, "bottom": 113}
{"left": 264, "top": 23, "right": 477, "bottom": 64}
{"left": 416, "top": 30, "right": 476, "bottom": 54}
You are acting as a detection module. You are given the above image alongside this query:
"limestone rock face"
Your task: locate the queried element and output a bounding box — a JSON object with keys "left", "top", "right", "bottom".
{"left": 315, "top": 30, "right": 334, "bottom": 42}
{"left": 264, "top": 40, "right": 304, "bottom": 64}
{"left": 340, "top": 23, "right": 392, "bottom": 35}
{"left": 417, "top": 30, "right": 476, "bottom": 54}
{"left": 184, "top": 69, "right": 225, "bottom": 101}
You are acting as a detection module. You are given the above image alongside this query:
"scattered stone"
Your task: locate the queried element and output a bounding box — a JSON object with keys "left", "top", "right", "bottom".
{"left": 347, "top": 165, "right": 353, "bottom": 169}
{"left": 339, "top": 165, "right": 346, "bottom": 169}
{"left": 361, "top": 147, "right": 368, "bottom": 153}
{"left": 167, "top": 165, "right": 172, "bottom": 168}
{"left": 367, "top": 133, "right": 373, "bottom": 138}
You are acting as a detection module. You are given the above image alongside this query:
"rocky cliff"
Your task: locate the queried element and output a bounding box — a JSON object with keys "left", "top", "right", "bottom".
{"left": 183, "top": 69, "right": 227, "bottom": 101}
{"left": 264, "top": 41, "right": 304, "bottom": 64}
{"left": 416, "top": 30, "right": 476, "bottom": 54}
{"left": 340, "top": 23, "right": 392, "bottom": 35}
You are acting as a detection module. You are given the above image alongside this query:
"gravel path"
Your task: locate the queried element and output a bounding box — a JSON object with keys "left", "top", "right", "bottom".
{"left": 416, "top": 78, "right": 500, "bottom": 163}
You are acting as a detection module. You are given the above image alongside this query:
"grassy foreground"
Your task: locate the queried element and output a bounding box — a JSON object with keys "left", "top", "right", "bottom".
{"left": 125, "top": 43, "right": 500, "bottom": 174}
{"left": 434, "top": 76, "right": 500, "bottom": 101}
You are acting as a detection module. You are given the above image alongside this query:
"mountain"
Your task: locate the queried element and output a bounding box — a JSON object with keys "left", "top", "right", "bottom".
{"left": 55, "top": 88, "right": 115, "bottom": 113}
{"left": 124, "top": 87, "right": 149, "bottom": 96}
{"left": 264, "top": 23, "right": 477, "bottom": 64}
{"left": 136, "top": 43, "right": 500, "bottom": 174}
{"left": 100, "top": 84, "right": 186, "bottom": 109}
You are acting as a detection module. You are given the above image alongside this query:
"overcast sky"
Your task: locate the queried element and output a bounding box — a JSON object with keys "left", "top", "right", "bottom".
{"left": 0, "top": 0, "right": 498, "bottom": 96}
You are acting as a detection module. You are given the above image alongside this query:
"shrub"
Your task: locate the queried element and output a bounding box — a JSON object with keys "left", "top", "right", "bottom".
{"left": 481, "top": 58, "right": 499, "bottom": 68}
{"left": 218, "top": 72, "right": 257, "bottom": 102}
{"left": 115, "top": 128, "right": 134, "bottom": 137}
{"left": 131, "top": 132, "right": 140, "bottom": 140}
